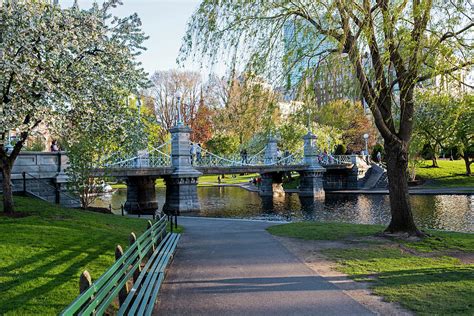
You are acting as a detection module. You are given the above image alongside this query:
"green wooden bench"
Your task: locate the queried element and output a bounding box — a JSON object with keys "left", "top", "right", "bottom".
{"left": 61, "top": 216, "right": 180, "bottom": 316}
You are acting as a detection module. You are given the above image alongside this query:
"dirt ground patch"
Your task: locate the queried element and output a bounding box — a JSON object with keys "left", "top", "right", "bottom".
{"left": 273, "top": 236, "right": 413, "bottom": 316}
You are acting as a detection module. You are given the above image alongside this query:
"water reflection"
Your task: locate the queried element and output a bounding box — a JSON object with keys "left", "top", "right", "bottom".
{"left": 93, "top": 187, "right": 473, "bottom": 232}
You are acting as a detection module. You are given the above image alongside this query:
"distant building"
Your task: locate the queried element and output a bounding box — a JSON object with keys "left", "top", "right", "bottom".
{"left": 8, "top": 123, "right": 54, "bottom": 152}
{"left": 281, "top": 21, "right": 364, "bottom": 110}
{"left": 309, "top": 59, "right": 363, "bottom": 108}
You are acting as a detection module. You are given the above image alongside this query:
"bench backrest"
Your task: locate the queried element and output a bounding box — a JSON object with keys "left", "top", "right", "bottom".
{"left": 61, "top": 216, "right": 168, "bottom": 316}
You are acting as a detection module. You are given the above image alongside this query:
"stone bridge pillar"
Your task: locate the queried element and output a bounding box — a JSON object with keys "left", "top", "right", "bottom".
{"left": 264, "top": 134, "right": 278, "bottom": 165}
{"left": 162, "top": 122, "right": 202, "bottom": 215}
{"left": 124, "top": 176, "right": 159, "bottom": 215}
{"left": 259, "top": 172, "right": 285, "bottom": 197}
{"left": 300, "top": 131, "right": 326, "bottom": 199}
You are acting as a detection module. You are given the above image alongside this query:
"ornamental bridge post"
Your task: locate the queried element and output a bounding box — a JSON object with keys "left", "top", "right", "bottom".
{"left": 299, "top": 131, "right": 326, "bottom": 200}
{"left": 259, "top": 134, "right": 285, "bottom": 197}
{"left": 162, "top": 121, "right": 202, "bottom": 215}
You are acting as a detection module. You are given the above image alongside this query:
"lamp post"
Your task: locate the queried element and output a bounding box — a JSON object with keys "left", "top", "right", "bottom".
{"left": 363, "top": 133, "right": 369, "bottom": 162}
{"left": 175, "top": 92, "right": 183, "bottom": 126}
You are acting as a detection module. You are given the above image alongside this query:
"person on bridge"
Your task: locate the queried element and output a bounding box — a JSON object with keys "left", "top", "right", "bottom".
{"left": 284, "top": 150, "right": 290, "bottom": 164}
{"left": 241, "top": 149, "right": 248, "bottom": 164}
{"left": 50, "top": 140, "right": 60, "bottom": 152}
{"left": 322, "top": 149, "right": 328, "bottom": 164}
{"left": 190, "top": 143, "right": 197, "bottom": 165}
{"left": 377, "top": 151, "right": 382, "bottom": 164}
{"left": 196, "top": 143, "right": 202, "bottom": 163}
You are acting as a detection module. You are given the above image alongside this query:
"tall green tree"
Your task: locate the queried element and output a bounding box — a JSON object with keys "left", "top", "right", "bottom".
{"left": 213, "top": 74, "right": 281, "bottom": 145}
{"left": 452, "top": 94, "right": 474, "bottom": 175}
{"left": 414, "top": 92, "right": 473, "bottom": 174}
{"left": 414, "top": 91, "right": 460, "bottom": 167}
{"left": 181, "top": 0, "right": 473, "bottom": 235}
{"left": 64, "top": 100, "right": 143, "bottom": 209}
{"left": 0, "top": 1, "right": 148, "bottom": 214}
{"left": 316, "top": 100, "right": 376, "bottom": 152}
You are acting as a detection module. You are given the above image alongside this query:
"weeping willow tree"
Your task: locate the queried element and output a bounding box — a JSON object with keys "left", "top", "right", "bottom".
{"left": 180, "top": 0, "right": 473, "bottom": 235}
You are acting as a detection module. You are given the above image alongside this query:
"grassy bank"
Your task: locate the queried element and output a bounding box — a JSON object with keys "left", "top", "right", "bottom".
{"left": 0, "top": 195, "right": 180, "bottom": 315}
{"left": 416, "top": 160, "right": 473, "bottom": 188}
{"left": 268, "top": 222, "right": 474, "bottom": 315}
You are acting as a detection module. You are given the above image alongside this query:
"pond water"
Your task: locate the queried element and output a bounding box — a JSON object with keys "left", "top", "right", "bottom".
{"left": 93, "top": 187, "right": 473, "bottom": 233}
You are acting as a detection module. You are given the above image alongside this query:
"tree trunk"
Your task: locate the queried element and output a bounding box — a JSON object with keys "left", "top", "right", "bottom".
{"left": 1, "top": 164, "right": 14, "bottom": 214}
{"left": 384, "top": 142, "right": 421, "bottom": 235}
{"left": 431, "top": 155, "right": 438, "bottom": 168}
{"left": 463, "top": 155, "right": 471, "bottom": 176}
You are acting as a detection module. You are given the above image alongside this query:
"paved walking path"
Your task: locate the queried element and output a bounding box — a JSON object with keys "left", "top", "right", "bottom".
{"left": 154, "top": 217, "right": 373, "bottom": 315}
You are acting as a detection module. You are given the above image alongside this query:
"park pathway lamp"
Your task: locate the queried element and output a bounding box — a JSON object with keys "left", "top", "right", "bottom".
{"left": 363, "top": 133, "right": 369, "bottom": 162}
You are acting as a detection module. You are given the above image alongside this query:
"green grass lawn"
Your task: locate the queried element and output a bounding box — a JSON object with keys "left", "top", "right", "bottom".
{"left": 416, "top": 160, "right": 473, "bottom": 188}
{"left": 267, "top": 222, "right": 385, "bottom": 240}
{"left": 0, "top": 195, "right": 180, "bottom": 315}
{"left": 268, "top": 222, "right": 474, "bottom": 315}
{"left": 199, "top": 173, "right": 257, "bottom": 185}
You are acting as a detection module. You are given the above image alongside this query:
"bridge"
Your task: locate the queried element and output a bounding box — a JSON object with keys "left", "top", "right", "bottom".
{"left": 5, "top": 120, "right": 377, "bottom": 215}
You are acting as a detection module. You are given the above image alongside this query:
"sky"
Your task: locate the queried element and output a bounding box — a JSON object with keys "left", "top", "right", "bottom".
{"left": 62, "top": 0, "right": 203, "bottom": 76}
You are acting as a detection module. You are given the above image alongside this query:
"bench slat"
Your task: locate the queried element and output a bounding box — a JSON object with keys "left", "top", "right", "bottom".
{"left": 117, "top": 233, "right": 173, "bottom": 315}
{"left": 60, "top": 216, "right": 175, "bottom": 316}
{"left": 61, "top": 241, "right": 142, "bottom": 316}
{"left": 79, "top": 250, "right": 145, "bottom": 315}
{"left": 80, "top": 234, "right": 159, "bottom": 315}
{"left": 132, "top": 234, "right": 180, "bottom": 316}
{"left": 142, "top": 235, "right": 181, "bottom": 316}
{"left": 62, "top": 217, "right": 167, "bottom": 314}
{"left": 93, "top": 259, "right": 142, "bottom": 315}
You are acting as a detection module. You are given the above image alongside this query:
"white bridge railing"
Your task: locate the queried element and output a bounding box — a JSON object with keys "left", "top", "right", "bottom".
{"left": 103, "top": 144, "right": 360, "bottom": 169}
{"left": 194, "top": 146, "right": 304, "bottom": 167}
{"left": 103, "top": 141, "right": 171, "bottom": 168}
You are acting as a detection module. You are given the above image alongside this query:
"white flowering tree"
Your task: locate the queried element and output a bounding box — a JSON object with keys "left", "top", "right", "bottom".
{"left": 63, "top": 97, "right": 146, "bottom": 209}
{"left": 0, "top": 0, "right": 148, "bottom": 214}
{"left": 181, "top": 0, "right": 473, "bottom": 236}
